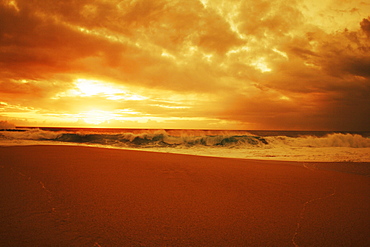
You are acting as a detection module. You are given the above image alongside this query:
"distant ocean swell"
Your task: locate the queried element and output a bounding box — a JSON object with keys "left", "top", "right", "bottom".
{"left": 1, "top": 128, "right": 369, "bottom": 149}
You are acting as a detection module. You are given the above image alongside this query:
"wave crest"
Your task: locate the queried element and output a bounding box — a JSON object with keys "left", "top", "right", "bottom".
{"left": 55, "top": 131, "right": 268, "bottom": 147}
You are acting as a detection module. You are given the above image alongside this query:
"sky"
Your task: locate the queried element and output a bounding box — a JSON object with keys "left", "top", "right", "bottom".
{"left": 1, "top": 0, "right": 370, "bottom": 130}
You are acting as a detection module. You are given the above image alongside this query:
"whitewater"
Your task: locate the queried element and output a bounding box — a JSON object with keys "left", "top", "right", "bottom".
{"left": 0, "top": 128, "right": 369, "bottom": 162}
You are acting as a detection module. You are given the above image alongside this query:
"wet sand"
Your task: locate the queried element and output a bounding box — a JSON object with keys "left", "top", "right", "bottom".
{"left": 0, "top": 145, "right": 369, "bottom": 246}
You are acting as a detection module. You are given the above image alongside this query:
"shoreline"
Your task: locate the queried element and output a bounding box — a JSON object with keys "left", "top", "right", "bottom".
{"left": 1, "top": 145, "right": 369, "bottom": 246}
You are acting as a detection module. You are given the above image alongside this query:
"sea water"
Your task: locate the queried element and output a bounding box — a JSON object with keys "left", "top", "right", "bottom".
{"left": 1, "top": 127, "right": 369, "bottom": 162}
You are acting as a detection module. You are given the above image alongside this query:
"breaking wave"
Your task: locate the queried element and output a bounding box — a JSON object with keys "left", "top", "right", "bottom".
{"left": 0, "top": 129, "right": 267, "bottom": 148}
{"left": 0, "top": 129, "right": 369, "bottom": 148}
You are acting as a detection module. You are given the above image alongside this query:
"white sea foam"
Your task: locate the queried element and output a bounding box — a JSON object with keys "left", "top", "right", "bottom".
{"left": 144, "top": 146, "right": 370, "bottom": 162}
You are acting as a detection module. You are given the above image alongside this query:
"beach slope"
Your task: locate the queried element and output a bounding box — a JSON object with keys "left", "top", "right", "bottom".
{"left": 0, "top": 145, "right": 369, "bottom": 246}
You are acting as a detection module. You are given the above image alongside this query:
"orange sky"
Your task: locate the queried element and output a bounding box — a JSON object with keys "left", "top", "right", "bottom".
{"left": 1, "top": 0, "right": 370, "bottom": 130}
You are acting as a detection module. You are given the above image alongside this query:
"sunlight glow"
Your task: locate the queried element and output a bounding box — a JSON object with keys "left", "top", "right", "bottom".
{"left": 279, "top": 96, "right": 291, "bottom": 101}
{"left": 161, "top": 51, "right": 176, "bottom": 60}
{"left": 199, "top": 0, "right": 208, "bottom": 8}
{"left": 77, "top": 108, "right": 143, "bottom": 125}
{"left": 251, "top": 58, "right": 272, "bottom": 73}
{"left": 54, "top": 79, "right": 147, "bottom": 101}
{"left": 272, "top": 48, "right": 288, "bottom": 59}
{"left": 304, "top": 62, "right": 321, "bottom": 69}
{"left": 11, "top": 79, "right": 30, "bottom": 84}
{"left": 75, "top": 79, "right": 121, "bottom": 97}
{"left": 202, "top": 53, "right": 213, "bottom": 62}
{"left": 78, "top": 110, "right": 117, "bottom": 125}
{"left": 4, "top": 0, "right": 20, "bottom": 12}
{"left": 227, "top": 46, "right": 250, "bottom": 56}
{"left": 150, "top": 104, "right": 191, "bottom": 109}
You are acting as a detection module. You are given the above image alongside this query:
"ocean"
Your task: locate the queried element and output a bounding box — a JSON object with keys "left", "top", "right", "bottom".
{"left": 1, "top": 127, "right": 369, "bottom": 162}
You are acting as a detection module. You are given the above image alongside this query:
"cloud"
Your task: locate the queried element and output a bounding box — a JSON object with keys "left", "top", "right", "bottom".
{"left": 215, "top": 10, "right": 370, "bottom": 130}
{"left": 1, "top": 0, "right": 370, "bottom": 130}
{"left": 0, "top": 120, "right": 15, "bottom": 129}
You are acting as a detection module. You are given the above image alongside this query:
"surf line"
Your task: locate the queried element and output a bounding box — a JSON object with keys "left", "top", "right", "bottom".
{"left": 291, "top": 188, "right": 336, "bottom": 247}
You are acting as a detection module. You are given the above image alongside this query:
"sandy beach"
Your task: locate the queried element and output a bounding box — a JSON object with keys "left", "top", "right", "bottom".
{"left": 0, "top": 145, "right": 369, "bottom": 246}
